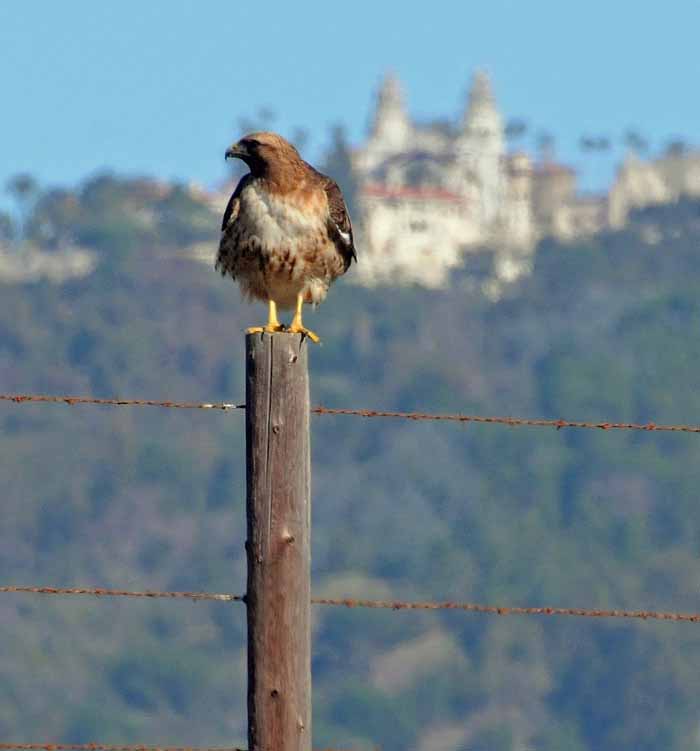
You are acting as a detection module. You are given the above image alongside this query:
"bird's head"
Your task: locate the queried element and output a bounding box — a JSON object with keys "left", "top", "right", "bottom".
{"left": 225, "top": 132, "right": 301, "bottom": 177}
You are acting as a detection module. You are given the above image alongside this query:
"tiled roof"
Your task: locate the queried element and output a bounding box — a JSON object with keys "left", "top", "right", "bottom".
{"left": 533, "top": 162, "right": 576, "bottom": 176}
{"left": 361, "top": 183, "right": 465, "bottom": 202}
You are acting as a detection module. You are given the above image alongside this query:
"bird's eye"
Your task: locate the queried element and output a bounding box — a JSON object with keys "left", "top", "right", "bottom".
{"left": 243, "top": 138, "right": 261, "bottom": 149}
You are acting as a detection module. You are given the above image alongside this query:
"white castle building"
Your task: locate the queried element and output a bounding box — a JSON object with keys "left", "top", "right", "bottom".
{"left": 352, "top": 71, "right": 534, "bottom": 287}
{"left": 351, "top": 71, "right": 700, "bottom": 288}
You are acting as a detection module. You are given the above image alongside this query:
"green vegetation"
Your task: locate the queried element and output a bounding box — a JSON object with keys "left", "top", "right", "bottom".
{"left": 2, "top": 170, "right": 700, "bottom": 751}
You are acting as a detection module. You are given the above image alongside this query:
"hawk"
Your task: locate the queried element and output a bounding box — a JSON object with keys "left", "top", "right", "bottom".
{"left": 216, "top": 131, "right": 356, "bottom": 343}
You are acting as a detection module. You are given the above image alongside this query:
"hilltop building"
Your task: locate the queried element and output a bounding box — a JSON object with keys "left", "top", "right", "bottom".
{"left": 609, "top": 149, "right": 700, "bottom": 228}
{"left": 352, "top": 71, "right": 535, "bottom": 287}
{"left": 351, "top": 71, "right": 700, "bottom": 288}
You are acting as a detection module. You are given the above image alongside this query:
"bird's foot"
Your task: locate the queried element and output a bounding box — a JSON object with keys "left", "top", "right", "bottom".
{"left": 286, "top": 322, "right": 321, "bottom": 344}
{"left": 246, "top": 324, "right": 286, "bottom": 335}
{"left": 247, "top": 300, "right": 286, "bottom": 336}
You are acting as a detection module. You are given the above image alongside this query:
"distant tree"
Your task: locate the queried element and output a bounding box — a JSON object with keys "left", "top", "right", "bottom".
{"left": 505, "top": 118, "right": 528, "bottom": 144}
{"left": 579, "top": 135, "right": 611, "bottom": 153}
{"left": 623, "top": 129, "right": 649, "bottom": 154}
{"left": 290, "top": 127, "right": 310, "bottom": 154}
{"left": 0, "top": 211, "right": 15, "bottom": 244}
{"left": 236, "top": 106, "right": 277, "bottom": 136}
{"left": 257, "top": 105, "right": 276, "bottom": 123}
{"left": 5, "top": 172, "right": 39, "bottom": 242}
{"left": 156, "top": 185, "right": 217, "bottom": 247}
{"left": 6, "top": 173, "right": 38, "bottom": 203}
{"left": 80, "top": 173, "right": 125, "bottom": 212}
{"left": 536, "top": 130, "right": 556, "bottom": 162}
{"left": 28, "top": 189, "right": 81, "bottom": 249}
{"left": 665, "top": 138, "right": 690, "bottom": 157}
{"left": 75, "top": 174, "right": 155, "bottom": 258}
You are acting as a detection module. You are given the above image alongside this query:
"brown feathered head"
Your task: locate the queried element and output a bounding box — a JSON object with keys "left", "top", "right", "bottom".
{"left": 225, "top": 132, "right": 302, "bottom": 178}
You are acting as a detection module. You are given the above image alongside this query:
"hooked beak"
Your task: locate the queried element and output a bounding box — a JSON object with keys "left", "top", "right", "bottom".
{"left": 225, "top": 142, "right": 244, "bottom": 161}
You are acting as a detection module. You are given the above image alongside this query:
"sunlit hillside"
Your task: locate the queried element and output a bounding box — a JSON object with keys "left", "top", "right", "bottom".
{"left": 2, "top": 172, "right": 700, "bottom": 751}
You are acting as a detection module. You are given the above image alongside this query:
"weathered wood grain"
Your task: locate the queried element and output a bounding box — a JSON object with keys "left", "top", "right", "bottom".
{"left": 245, "top": 332, "right": 311, "bottom": 751}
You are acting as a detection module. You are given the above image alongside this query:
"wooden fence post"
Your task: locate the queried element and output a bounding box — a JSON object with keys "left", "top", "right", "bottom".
{"left": 245, "top": 332, "right": 311, "bottom": 751}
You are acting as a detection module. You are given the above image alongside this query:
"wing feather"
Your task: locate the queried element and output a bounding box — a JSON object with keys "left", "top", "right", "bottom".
{"left": 220, "top": 174, "right": 250, "bottom": 232}
{"left": 215, "top": 175, "right": 251, "bottom": 277}
{"left": 309, "top": 167, "right": 357, "bottom": 272}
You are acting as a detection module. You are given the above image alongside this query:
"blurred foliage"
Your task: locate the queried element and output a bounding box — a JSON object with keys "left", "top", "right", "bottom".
{"left": 2, "top": 167, "right": 700, "bottom": 751}
{"left": 5, "top": 172, "right": 39, "bottom": 243}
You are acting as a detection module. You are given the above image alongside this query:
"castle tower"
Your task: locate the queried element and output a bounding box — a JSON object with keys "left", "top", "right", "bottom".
{"left": 371, "top": 71, "right": 411, "bottom": 146}
{"left": 355, "top": 72, "right": 413, "bottom": 174}
{"left": 502, "top": 152, "right": 535, "bottom": 248}
{"left": 456, "top": 70, "right": 506, "bottom": 224}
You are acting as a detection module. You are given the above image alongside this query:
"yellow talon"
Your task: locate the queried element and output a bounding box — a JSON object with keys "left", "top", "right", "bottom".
{"left": 287, "top": 294, "right": 321, "bottom": 344}
{"left": 287, "top": 324, "right": 321, "bottom": 344}
{"left": 245, "top": 297, "right": 320, "bottom": 342}
{"left": 246, "top": 300, "right": 285, "bottom": 335}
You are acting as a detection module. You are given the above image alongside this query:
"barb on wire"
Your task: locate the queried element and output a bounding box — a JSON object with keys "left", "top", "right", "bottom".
{"left": 0, "top": 394, "right": 244, "bottom": 411}
{"left": 311, "top": 405, "right": 700, "bottom": 434}
{"left": 0, "top": 586, "right": 242, "bottom": 603}
{"left": 3, "top": 585, "right": 700, "bottom": 624}
{"left": 313, "top": 596, "right": 700, "bottom": 622}
{"left": 4, "top": 391, "right": 700, "bottom": 435}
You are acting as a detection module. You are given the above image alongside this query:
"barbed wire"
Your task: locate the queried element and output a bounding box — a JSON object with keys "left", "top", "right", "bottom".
{"left": 312, "top": 597, "right": 700, "bottom": 623}
{"left": 3, "top": 392, "right": 700, "bottom": 434}
{"left": 0, "top": 394, "right": 244, "bottom": 411}
{"left": 3, "top": 585, "right": 700, "bottom": 623}
{"left": 311, "top": 406, "right": 700, "bottom": 433}
{"left": 0, "top": 586, "right": 242, "bottom": 602}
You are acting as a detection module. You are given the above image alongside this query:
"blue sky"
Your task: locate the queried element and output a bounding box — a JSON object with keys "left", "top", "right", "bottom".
{"left": 1, "top": 0, "right": 699, "bottom": 193}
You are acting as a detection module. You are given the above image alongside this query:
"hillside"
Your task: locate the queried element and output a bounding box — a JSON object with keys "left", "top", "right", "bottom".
{"left": 2, "top": 177, "right": 700, "bottom": 751}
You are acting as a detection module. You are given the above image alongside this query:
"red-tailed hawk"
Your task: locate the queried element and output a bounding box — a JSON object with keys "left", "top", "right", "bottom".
{"left": 216, "top": 131, "right": 356, "bottom": 343}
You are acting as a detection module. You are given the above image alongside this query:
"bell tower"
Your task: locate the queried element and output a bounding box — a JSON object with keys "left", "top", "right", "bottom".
{"left": 456, "top": 70, "right": 506, "bottom": 223}
{"left": 371, "top": 71, "right": 411, "bottom": 147}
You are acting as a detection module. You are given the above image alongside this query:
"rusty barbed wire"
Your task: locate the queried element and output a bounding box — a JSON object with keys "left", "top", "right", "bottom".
{"left": 311, "top": 405, "right": 700, "bottom": 433}
{"left": 3, "top": 585, "right": 700, "bottom": 623}
{"left": 0, "top": 394, "right": 244, "bottom": 411}
{"left": 312, "top": 597, "right": 700, "bottom": 623}
{"left": 0, "top": 586, "right": 242, "bottom": 602}
{"left": 3, "top": 392, "right": 700, "bottom": 434}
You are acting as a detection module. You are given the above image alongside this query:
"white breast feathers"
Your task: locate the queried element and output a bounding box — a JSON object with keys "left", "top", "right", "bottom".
{"left": 240, "top": 182, "right": 324, "bottom": 249}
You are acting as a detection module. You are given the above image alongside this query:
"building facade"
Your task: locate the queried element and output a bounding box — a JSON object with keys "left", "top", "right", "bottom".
{"left": 351, "top": 70, "right": 700, "bottom": 288}
{"left": 352, "top": 71, "right": 536, "bottom": 287}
